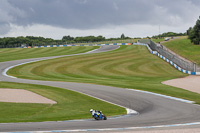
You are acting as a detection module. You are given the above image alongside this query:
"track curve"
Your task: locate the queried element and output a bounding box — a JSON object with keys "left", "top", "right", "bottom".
{"left": 0, "top": 45, "right": 200, "bottom": 132}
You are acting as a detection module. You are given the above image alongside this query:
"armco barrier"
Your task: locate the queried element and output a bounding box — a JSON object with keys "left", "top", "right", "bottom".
{"left": 156, "top": 52, "right": 200, "bottom": 75}
{"left": 134, "top": 42, "right": 200, "bottom": 75}
{"left": 137, "top": 42, "right": 200, "bottom": 75}
{"left": 21, "top": 42, "right": 200, "bottom": 75}
{"left": 139, "top": 39, "right": 197, "bottom": 72}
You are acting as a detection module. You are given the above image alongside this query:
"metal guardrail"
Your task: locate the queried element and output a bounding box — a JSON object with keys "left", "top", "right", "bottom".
{"left": 138, "top": 39, "right": 199, "bottom": 72}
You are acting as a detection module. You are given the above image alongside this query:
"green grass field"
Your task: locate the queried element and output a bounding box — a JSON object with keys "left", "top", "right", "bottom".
{"left": 162, "top": 36, "right": 200, "bottom": 66}
{"left": 0, "top": 82, "right": 126, "bottom": 123}
{"left": 0, "top": 45, "right": 126, "bottom": 123}
{"left": 0, "top": 46, "right": 98, "bottom": 62}
{"left": 151, "top": 38, "right": 164, "bottom": 43}
{"left": 8, "top": 45, "right": 200, "bottom": 104}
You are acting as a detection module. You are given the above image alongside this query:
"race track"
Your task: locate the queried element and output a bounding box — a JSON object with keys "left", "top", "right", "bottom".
{"left": 0, "top": 46, "right": 200, "bottom": 132}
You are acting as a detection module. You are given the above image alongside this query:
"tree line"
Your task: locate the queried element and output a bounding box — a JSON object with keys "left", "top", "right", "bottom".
{"left": 62, "top": 35, "right": 105, "bottom": 43}
{"left": 1, "top": 29, "right": 192, "bottom": 48}
{"left": 0, "top": 34, "right": 131, "bottom": 48}
{"left": 62, "top": 34, "right": 131, "bottom": 43}
{"left": 0, "top": 36, "right": 60, "bottom": 48}
{"left": 151, "top": 32, "right": 186, "bottom": 39}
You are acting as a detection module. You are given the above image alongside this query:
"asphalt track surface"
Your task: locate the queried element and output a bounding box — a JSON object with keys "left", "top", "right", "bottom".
{"left": 0, "top": 46, "right": 200, "bottom": 132}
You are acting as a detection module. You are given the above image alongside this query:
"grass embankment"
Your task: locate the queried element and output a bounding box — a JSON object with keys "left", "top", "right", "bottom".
{"left": 8, "top": 45, "right": 200, "bottom": 104}
{"left": 0, "top": 46, "right": 98, "bottom": 62}
{"left": 151, "top": 38, "right": 164, "bottom": 43}
{"left": 0, "top": 82, "right": 125, "bottom": 123}
{"left": 162, "top": 36, "right": 200, "bottom": 66}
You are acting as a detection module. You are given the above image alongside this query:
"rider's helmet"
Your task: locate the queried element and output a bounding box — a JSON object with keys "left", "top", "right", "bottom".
{"left": 90, "top": 109, "right": 93, "bottom": 112}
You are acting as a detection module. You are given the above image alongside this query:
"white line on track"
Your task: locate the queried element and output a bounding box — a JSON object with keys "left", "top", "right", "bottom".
{"left": 2, "top": 46, "right": 120, "bottom": 79}
{"left": 63, "top": 89, "right": 138, "bottom": 115}
{"left": 126, "top": 89, "right": 194, "bottom": 103}
{"left": 2, "top": 59, "right": 42, "bottom": 79}
{"left": 6, "top": 122, "right": 200, "bottom": 133}
{"left": 2, "top": 47, "right": 100, "bottom": 79}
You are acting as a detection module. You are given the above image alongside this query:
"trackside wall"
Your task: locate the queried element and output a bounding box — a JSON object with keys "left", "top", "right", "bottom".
{"left": 138, "top": 39, "right": 199, "bottom": 72}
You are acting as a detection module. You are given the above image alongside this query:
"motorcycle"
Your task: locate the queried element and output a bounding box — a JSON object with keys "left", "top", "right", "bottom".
{"left": 91, "top": 110, "right": 107, "bottom": 120}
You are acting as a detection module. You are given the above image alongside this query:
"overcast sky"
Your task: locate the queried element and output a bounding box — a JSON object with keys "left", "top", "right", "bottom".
{"left": 0, "top": 0, "right": 200, "bottom": 39}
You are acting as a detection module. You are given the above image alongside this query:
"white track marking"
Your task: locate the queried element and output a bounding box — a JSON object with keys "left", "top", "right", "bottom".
{"left": 127, "top": 89, "right": 194, "bottom": 103}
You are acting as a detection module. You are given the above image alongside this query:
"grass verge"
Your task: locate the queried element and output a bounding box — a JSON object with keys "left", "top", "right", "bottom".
{"left": 0, "top": 46, "right": 98, "bottom": 62}
{"left": 162, "top": 36, "right": 200, "bottom": 66}
{"left": 0, "top": 82, "right": 126, "bottom": 123}
{"left": 151, "top": 38, "right": 164, "bottom": 43}
{"left": 7, "top": 45, "right": 200, "bottom": 104}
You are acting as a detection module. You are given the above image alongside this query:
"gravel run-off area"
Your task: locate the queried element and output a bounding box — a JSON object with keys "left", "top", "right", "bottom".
{"left": 162, "top": 75, "right": 200, "bottom": 94}
{"left": 0, "top": 88, "right": 57, "bottom": 104}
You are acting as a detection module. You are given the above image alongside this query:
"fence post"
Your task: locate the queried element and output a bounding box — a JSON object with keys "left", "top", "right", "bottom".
{"left": 194, "top": 63, "right": 196, "bottom": 72}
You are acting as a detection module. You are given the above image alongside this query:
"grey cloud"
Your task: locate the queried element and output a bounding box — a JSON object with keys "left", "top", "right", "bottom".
{"left": 1, "top": 0, "right": 200, "bottom": 35}
{"left": 0, "top": 0, "right": 26, "bottom": 22}
{"left": 0, "top": 0, "right": 26, "bottom": 35}
{"left": 0, "top": 23, "right": 11, "bottom": 34}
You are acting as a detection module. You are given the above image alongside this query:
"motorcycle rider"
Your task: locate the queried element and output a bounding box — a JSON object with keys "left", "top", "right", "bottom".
{"left": 90, "top": 109, "right": 96, "bottom": 116}
{"left": 90, "top": 109, "right": 102, "bottom": 116}
{"left": 90, "top": 109, "right": 107, "bottom": 120}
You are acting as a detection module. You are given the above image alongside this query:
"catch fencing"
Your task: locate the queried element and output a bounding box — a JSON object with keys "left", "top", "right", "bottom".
{"left": 138, "top": 39, "right": 200, "bottom": 72}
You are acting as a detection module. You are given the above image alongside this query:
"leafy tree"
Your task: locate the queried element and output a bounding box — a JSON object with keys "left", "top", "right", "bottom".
{"left": 187, "top": 27, "right": 193, "bottom": 35}
{"left": 152, "top": 32, "right": 186, "bottom": 39}
{"left": 188, "top": 16, "right": 200, "bottom": 45}
{"left": 121, "top": 33, "right": 125, "bottom": 39}
{"left": 62, "top": 35, "right": 74, "bottom": 41}
{"left": 74, "top": 35, "right": 105, "bottom": 43}
{"left": 0, "top": 34, "right": 131, "bottom": 48}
